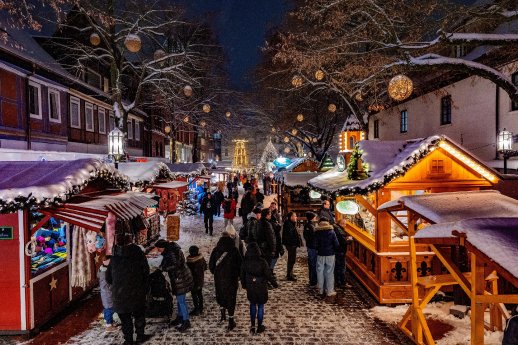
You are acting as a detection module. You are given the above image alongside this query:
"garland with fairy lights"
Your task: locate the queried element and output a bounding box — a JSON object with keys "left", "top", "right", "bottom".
{"left": 0, "top": 166, "right": 130, "bottom": 214}
{"left": 131, "top": 163, "right": 177, "bottom": 189}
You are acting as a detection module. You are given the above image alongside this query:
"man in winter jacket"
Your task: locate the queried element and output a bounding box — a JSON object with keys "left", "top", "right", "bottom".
{"left": 201, "top": 193, "right": 216, "bottom": 235}
{"left": 315, "top": 218, "right": 339, "bottom": 297}
{"left": 240, "top": 189, "right": 256, "bottom": 225}
{"left": 241, "top": 207, "right": 262, "bottom": 244}
{"left": 269, "top": 202, "right": 284, "bottom": 271}
{"left": 503, "top": 307, "right": 518, "bottom": 345}
{"left": 282, "top": 211, "right": 302, "bottom": 281}
{"left": 255, "top": 188, "right": 265, "bottom": 206}
{"left": 213, "top": 189, "right": 225, "bottom": 217}
{"left": 303, "top": 212, "right": 318, "bottom": 287}
{"left": 256, "top": 208, "right": 276, "bottom": 268}
{"left": 334, "top": 219, "right": 349, "bottom": 288}
{"left": 107, "top": 239, "right": 150, "bottom": 344}
{"left": 155, "top": 239, "right": 194, "bottom": 332}
{"left": 319, "top": 199, "right": 335, "bottom": 225}
{"left": 186, "top": 245, "right": 207, "bottom": 316}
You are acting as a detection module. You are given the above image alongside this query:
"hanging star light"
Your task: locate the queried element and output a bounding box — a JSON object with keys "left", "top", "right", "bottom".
{"left": 183, "top": 116, "right": 189, "bottom": 123}
{"left": 124, "top": 34, "right": 142, "bottom": 53}
{"left": 283, "top": 136, "right": 290, "bottom": 143}
{"left": 291, "top": 75, "right": 303, "bottom": 88}
{"left": 271, "top": 127, "right": 276, "bottom": 133}
{"left": 291, "top": 128, "right": 298, "bottom": 136}
{"left": 388, "top": 74, "right": 414, "bottom": 101}
{"left": 315, "top": 70, "right": 325, "bottom": 81}
{"left": 90, "top": 33, "right": 100, "bottom": 46}
{"left": 328, "top": 103, "right": 337, "bottom": 113}
{"left": 296, "top": 114, "right": 304, "bottom": 122}
{"left": 183, "top": 85, "right": 193, "bottom": 97}
{"left": 355, "top": 93, "right": 364, "bottom": 102}
{"left": 284, "top": 147, "right": 291, "bottom": 154}
{"left": 202, "top": 104, "right": 211, "bottom": 113}
{"left": 226, "top": 111, "right": 231, "bottom": 118}
{"left": 200, "top": 120, "right": 206, "bottom": 127}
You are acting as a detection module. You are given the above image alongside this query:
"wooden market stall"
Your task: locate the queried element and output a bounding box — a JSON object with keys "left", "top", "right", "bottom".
{"left": 380, "top": 191, "right": 518, "bottom": 344}
{"left": 152, "top": 180, "right": 190, "bottom": 215}
{"left": 0, "top": 159, "right": 156, "bottom": 334}
{"left": 308, "top": 135, "right": 503, "bottom": 304}
{"left": 117, "top": 161, "right": 174, "bottom": 189}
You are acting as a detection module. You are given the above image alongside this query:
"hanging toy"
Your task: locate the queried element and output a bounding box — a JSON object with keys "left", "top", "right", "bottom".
{"left": 85, "top": 230, "right": 98, "bottom": 253}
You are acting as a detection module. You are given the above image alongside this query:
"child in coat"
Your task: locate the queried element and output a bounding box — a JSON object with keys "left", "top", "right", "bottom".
{"left": 98, "top": 256, "right": 116, "bottom": 332}
{"left": 241, "top": 242, "right": 278, "bottom": 335}
{"left": 186, "top": 245, "right": 207, "bottom": 316}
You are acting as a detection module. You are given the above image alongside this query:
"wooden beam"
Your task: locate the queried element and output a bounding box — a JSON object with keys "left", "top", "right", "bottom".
{"left": 355, "top": 194, "right": 377, "bottom": 216}
{"left": 387, "top": 211, "right": 409, "bottom": 234}
{"left": 409, "top": 237, "right": 423, "bottom": 344}
{"left": 476, "top": 294, "right": 518, "bottom": 304}
{"left": 471, "top": 253, "right": 485, "bottom": 345}
{"left": 430, "top": 245, "right": 472, "bottom": 296}
{"left": 30, "top": 214, "right": 52, "bottom": 237}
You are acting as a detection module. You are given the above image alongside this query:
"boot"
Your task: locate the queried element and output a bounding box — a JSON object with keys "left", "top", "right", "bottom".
{"left": 219, "top": 308, "right": 226, "bottom": 324}
{"left": 136, "top": 334, "right": 152, "bottom": 343}
{"left": 227, "top": 317, "right": 236, "bottom": 331}
{"left": 256, "top": 324, "right": 266, "bottom": 333}
{"left": 250, "top": 326, "right": 256, "bottom": 335}
{"left": 170, "top": 315, "right": 182, "bottom": 326}
{"left": 177, "top": 320, "right": 191, "bottom": 332}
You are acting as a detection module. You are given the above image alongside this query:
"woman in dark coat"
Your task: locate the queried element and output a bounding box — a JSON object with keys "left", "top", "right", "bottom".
{"left": 107, "top": 242, "right": 150, "bottom": 344}
{"left": 241, "top": 242, "right": 278, "bottom": 334}
{"left": 209, "top": 235, "right": 242, "bottom": 331}
{"left": 282, "top": 212, "right": 302, "bottom": 281}
{"left": 156, "top": 240, "right": 194, "bottom": 332}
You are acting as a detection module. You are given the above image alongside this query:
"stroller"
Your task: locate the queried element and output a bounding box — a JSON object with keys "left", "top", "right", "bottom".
{"left": 146, "top": 270, "right": 173, "bottom": 321}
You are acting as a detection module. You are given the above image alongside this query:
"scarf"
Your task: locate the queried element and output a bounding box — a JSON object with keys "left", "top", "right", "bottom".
{"left": 71, "top": 226, "right": 93, "bottom": 289}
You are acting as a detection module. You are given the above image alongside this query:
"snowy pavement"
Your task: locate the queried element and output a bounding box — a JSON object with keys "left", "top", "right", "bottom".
{"left": 62, "top": 208, "right": 411, "bottom": 345}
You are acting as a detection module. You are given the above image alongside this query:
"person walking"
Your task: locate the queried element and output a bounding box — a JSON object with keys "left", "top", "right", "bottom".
{"left": 269, "top": 204, "right": 284, "bottom": 272}
{"left": 256, "top": 208, "right": 276, "bottom": 272}
{"left": 240, "top": 189, "right": 256, "bottom": 228}
{"left": 155, "top": 240, "right": 194, "bottom": 332}
{"left": 222, "top": 197, "right": 237, "bottom": 227}
{"left": 269, "top": 201, "right": 280, "bottom": 225}
{"left": 209, "top": 233, "right": 242, "bottom": 331}
{"left": 315, "top": 218, "right": 339, "bottom": 297}
{"left": 319, "top": 199, "right": 335, "bottom": 225}
{"left": 334, "top": 219, "right": 349, "bottom": 288}
{"left": 240, "top": 207, "right": 261, "bottom": 244}
{"left": 213, "top": 189, "right": 225, "bottom": 218}
{"left": 226, "top": 179, "right": 233, "bottom": 197}
{"left": 201, "top": 193, "right": 216, "bottom": 235}
{"left": 241, "top": 242, "right": 278, "bottom": 335}
{"left": 255, "top": 188, "right": 265, "bottom": 206}
{"left": 106, "top": 236, "right": 150, "bottom": 344}
{"left": 98, "top": 256, "right": 116, "bottom": 332}
{"left": 186, "top": 245, "right": 207, "bottom": 316}
{"left": 303, "top": 212, "right": 318, "bottom": 288}
{"left": 282, "top": 212, "right": 302, "bottom": 281}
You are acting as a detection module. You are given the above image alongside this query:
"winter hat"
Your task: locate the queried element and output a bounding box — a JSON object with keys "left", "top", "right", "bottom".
{"left": 189, "top": 245, "right": 199, "bottom": 256}
{"left": 252, "top": 207, "right": 262, "bottom": 214}
{"left": 305, "top": 212, "right": 317, "bottom": 221}
{"left": 154, "top": 239, "right": 168, "bottom": 248}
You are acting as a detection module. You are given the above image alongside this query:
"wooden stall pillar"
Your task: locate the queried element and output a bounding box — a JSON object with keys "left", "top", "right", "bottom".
{"left": 471, "top": 253, "right": 485, "bottom": 345}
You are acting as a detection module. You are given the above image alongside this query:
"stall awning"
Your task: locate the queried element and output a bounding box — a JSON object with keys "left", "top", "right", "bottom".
{"left": 154, "top": 181, "right": 189, "bottom": 189}
{"left": 43, "top": 192, "right": 157, "bottom": 232}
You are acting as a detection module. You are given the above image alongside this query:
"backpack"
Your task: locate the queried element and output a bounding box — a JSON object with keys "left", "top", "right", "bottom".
{"left": 224, "top": 200, "right": 232, "bottom": 214}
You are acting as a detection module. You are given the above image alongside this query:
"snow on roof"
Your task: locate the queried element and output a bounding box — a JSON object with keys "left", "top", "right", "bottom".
{"left": 117, "top": 162, "right": 173, "bottom": 185}
{"left": 283, "top": 172, "right": 321, "bottom": 188}
{"left": 154, "top": 181, "right": 189, "bottom": 189}
{"left": 283, "top": 157, "right": 319, "bottom": 172}
{"left": 0, "top": 159, "right": 129, "bottom": 212}
{"left": 416, "top": 217, "right": 518, "bottom": 280}
{"left": 341, "top": 114, "right": 363, "bottom": 132}
{"left": 167, "top": 162, "right": 205, "bottom": 175}
{"left": 0, "top": 148, "right": 106, "bottom": 161}
{"left": 385, "top": 190, "right": 518, "bottom": 224}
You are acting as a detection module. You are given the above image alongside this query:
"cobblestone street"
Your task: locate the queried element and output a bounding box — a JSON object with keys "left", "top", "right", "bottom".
{"left": 62, "top": 212, "right": 411, "bottom": 345}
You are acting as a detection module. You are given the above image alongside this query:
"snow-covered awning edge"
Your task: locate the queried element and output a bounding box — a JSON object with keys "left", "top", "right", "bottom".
{"left": 0, "top": 160, "right": 130, "bottom": 214}
{"left": 129, "top": 162, "right": 176, "bottom": 188}
{"left": 307, "top": 135, "right": 501, "bottom": 197}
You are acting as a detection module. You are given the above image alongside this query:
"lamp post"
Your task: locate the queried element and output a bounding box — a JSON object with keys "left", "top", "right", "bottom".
{"left": 497, "top": 129, "right": 518, "bottom": 174}
{"left": 164, "top": 125, "right": 173, "bottom": 163}
{"left": 108, "top": 127, "right": 125, "bottom": 169}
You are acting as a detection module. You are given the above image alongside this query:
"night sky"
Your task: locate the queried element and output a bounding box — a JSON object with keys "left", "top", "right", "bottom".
{"left": 178, "top": 0, "right": 291, "bottom": 90}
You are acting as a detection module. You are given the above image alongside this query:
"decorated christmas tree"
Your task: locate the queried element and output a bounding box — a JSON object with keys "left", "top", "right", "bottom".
{"left": 258, "top": 139, "right": 278, "bottom": 172}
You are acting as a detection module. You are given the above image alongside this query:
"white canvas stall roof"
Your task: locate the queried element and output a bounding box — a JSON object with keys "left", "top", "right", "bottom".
{"left": 167, "top": 162, "right": 205, "bottom": 175}
{"left": 308, "top": 135, "right": 499, "bottom": 195}
{"left": 117, "top": 162, "right": 173, "bottom": 184}
{"left": 378, "top": 190, "right": 518, "bottom": 224}
{"left": 154, "top": 181, "right": 189, "bottom": 189}
{"left": 283, "top": 172, "right": 321, "bottom": 188}
{"left": 415, "top": 217, "right": 518, "bottom": 282}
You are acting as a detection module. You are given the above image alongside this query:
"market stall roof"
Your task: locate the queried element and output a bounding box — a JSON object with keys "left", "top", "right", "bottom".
{"left": 415, "top": 217, "right": 518, "bottom": 286}
{"left": 117, "top": 162, "right": 174, "bottom": 185}
{"left": 308, "top": 135, "right": 500, "bottom": 195}
{"left": 283, "top": 157, "right": 319, "bottom": 172}
{"left": 166, "top": 162, "right": 205, "bottom": 176}
{"left": 45, "top": 192, "right": 157, "bottom": 231}
{"left": 341, "top": 114, "right": 364, "bottom": 132}
{"left": 283, "top": 172, "right": 321, "bottom": 188}
{"left": 154, "top": 181, "right": 190, "bottom": 189}
{"left": 378, "top": 190, "right": 518, "bottom": 223}
{"left": 0, "top": 159, "right": 129, "bottom": 213}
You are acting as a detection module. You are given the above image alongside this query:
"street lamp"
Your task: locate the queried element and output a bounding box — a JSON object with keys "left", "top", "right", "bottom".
{"left": 108, "top": 127, "right": 125, "bottom": 169}
{"left": 164, "top": 125, "right": 173, "bottom": 163}
{"left": 497, "top": 128, "right": 518, "bottom": 174}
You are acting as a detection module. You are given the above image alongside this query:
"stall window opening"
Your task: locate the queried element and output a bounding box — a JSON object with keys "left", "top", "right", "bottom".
{"left": 29, "top": 214, "right": 68, "bottom": 277}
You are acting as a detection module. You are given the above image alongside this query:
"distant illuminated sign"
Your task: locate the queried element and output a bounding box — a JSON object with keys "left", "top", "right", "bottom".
{"left": 309, "top": 190, "right": 322, "bottom": 199}
{"left": 336, "top": 200, "right": 359, "bottom": 215}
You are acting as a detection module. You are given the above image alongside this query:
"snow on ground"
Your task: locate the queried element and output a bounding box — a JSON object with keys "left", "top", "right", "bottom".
{"left": 62, "top": 190, "right": 410, "bottom": 345}
{"left": 369, "top": 302, "right": 504, "bottom": 345}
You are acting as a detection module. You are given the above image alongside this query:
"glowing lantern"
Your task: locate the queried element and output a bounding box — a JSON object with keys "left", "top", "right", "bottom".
{"left": 283, "top": 136, "right": 290, "bottom": 143}
{"left": 226, "top": 111, "right": 231, "bottom": 118}
{"left": 328, "top": 103, "right": 337, "bottom": 113}
{"left": 388, "top": 74, "right": 413, "bottom": 101}
{"left": 291, "top": 75, "right": 303, "bottom": 88}
{"left": 90, "top": 33, "right": 101, "bottom": 46}
{"left": 296, "top": 114, "right": 304, "bottom": 122}
{"left": 183, "top": 85, "right": 193, "bottom": 97}
{"left": 304, "top": 137, "right": 310, "bottom": 143}
{"left": 355, "top": 93, "right": 364, "bottom": 102}
{"left": 291, "top": 128, "right": 298, "bottom": 136}
{"left": 202, "top": 104, "right": 211, "bottom": 113}
{"left": 164, "top": 125, "right": 171, "bottom": 134}
{"left": 315, "top": 70, "right": 325, "bottom": 81}
{"left": 124, "top": 34, "right": 142, "bottom": 53}
{"left": 153, "top": 49, "right": 166, "bottom": 61}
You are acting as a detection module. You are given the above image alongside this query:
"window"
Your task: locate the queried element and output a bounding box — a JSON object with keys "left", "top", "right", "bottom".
{"left": 512, "top": 73, "right": 518, "bottom": 111}
{"left": 70, "top": 97, "right": 81, "bottom": 128}
{"left": 109, "top": 112, "right": 115, "bottom": 131}
{"left": 85, "top": 103, "right": 94, "bottom": 131}
{"left": 135, "top": 121, "right": 140, "bottom": 141}
{"left": 98, "top": 108, "right": 106, "bottom": 134}
{"left": 127, "top": 120, "right": 133, "bottom": 139}
{"left": 225, "top": 148, "right": 228, "bottom": 157}
{"left": 28, "top": 82, "right": 42, "bottom": 118}
{"left": 373, "top": 119, "right": 379, "bottom": 139}
{"left": 400, "top": 110, "right": 408, "bottom": 133}
{"left": 84, "top": 68, "right": 102, "bottom": 89}
{"left": 441, "top": 95, "right": 452, "bottom": 125}
{"left": 48, "top": 89, "right": 61, "bottom": 123}
{"left": 431, "top": 159, "right": 445, "bottom": 174}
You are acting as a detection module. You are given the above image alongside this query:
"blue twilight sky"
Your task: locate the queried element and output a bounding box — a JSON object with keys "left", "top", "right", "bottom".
{"left": 177, "top": 0, "right": 291, "bottom": 90}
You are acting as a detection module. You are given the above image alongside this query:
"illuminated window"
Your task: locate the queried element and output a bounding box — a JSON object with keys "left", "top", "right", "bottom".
{"left": 430, "top": 159, "right": 445, "bottom": 174}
